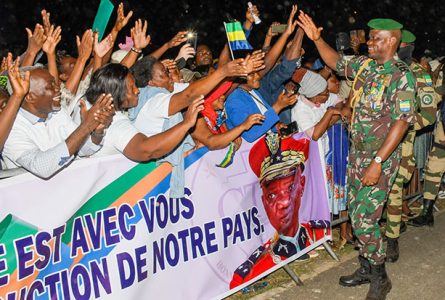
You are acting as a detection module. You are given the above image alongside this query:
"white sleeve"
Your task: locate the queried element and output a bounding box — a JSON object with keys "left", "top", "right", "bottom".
{"left": 292, "top": 102, "right": 315, "bottom": 133}
{"left": 140, "top": 92, "right": 171, "bottom": 120}
{"left": 325, "top": 93, "right": 341, "bottom": 107}
{"left": 106, "top": 116, "right": 140, "bottom": 153}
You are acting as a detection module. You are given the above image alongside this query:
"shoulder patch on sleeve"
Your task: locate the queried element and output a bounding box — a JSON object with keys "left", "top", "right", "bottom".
{"left": 396, "top": 91, "right": 415, "bottom": 114}
{"left": 418, "top": 86, "right": 437, "bottom": 107}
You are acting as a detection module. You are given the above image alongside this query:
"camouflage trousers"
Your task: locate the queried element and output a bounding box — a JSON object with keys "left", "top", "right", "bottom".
{"left": 423, "top": 144, "right": 445, "bottom": 201}
{"left": 348, "top": 150, "right": 400, "bottom": 265}
{"left": 386, "top": 130, "right": 416, "bottom": 239}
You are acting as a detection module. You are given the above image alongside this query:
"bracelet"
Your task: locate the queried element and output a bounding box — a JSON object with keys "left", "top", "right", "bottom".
{"left": 131, "top": 47, "right": 142, "bottom": 54}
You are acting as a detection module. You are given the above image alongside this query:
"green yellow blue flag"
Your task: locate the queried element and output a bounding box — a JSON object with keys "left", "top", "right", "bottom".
{"left": 224, "top": 22, "right": 253, "bottom": 55}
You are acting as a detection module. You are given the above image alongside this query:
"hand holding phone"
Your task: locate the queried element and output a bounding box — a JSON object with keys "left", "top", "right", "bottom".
{"left": 271, "top": 24, "right": 287, "bottom": 34}
{"left": 279, "top": 121, "right": 299, "bottom": 137}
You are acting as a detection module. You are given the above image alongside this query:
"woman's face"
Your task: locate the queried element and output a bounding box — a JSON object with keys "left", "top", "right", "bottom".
{"left": 149, "top": 62, "right": 174, "bottom": 92}
{"left": 327, "top": 74, "right": 340, "bottom": 94}
{"left": 211, "top": 95, "right": 226, "bottom": 111}
{"left": 122, "top": 74, "right": 140, "bottom": 109}
{"left": 246, "top": 72, "right": 261, "bottom": 89}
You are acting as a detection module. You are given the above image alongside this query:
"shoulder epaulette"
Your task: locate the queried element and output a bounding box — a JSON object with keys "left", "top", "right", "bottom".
{"left": 394, "top": 60, "right": 411, "bottom": 73}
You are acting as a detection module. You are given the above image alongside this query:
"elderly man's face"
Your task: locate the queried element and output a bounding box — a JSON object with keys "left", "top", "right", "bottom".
{"left": 261, "top": 167, "right": 305, "bottom": 237}
{"left": 29, "top": 68, "right": 61, "bottom": 115}
{"left": 367, "top": 29, "right": 393, "bottom": 61}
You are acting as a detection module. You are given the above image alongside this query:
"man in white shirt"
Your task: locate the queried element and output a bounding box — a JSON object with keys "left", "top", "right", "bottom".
{"left": 2, "top": 67, "right": 113, "bottom": 179}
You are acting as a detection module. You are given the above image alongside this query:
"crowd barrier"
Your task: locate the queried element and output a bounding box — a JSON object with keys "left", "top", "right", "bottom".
{"left": 0, "top": 133, "right": 332, "bottom": 300}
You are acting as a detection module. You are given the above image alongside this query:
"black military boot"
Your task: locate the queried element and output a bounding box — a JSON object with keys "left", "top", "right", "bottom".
{"left": 339, "top": 256, "right": 371, "bottom": 287}
{"left": 386, "top": 238, "right": 399, "bottom": 263}
{"left": 365, "top": 263, "right": 392, "bottom": 300}
{"left": 408, "top": 199, "right": 435, "bottom": 227}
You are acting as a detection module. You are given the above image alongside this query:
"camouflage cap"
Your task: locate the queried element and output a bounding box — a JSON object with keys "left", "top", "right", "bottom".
{"left": 401, "top": 30, "right": 416, "bottom": 43}
{"left": 367, "top": 18, "right": 403, "bottom": 30}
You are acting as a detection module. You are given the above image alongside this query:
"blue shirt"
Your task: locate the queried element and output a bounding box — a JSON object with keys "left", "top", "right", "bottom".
{"left": 259, "top": 56, "right": 302, "bottom": 124}
{"left": 225, "top": 88, "right": 279, "bottom": 143}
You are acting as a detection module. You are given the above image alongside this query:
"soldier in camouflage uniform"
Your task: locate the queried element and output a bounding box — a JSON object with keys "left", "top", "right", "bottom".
{"left": 409, "top": 59, "right": 445, "bottom": 227}
{"left": 385, "top": 30, "right": 439, "bottom": 262}
{"left": 297, "top": 14, "right": 416, "bottom": 300}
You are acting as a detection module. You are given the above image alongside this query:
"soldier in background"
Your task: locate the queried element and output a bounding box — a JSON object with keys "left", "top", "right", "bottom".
{"left": 385, "top": 30, "right": 439, "bottom": 262}
{"left": 409, "top": 55, "right": 445, "bottom": 227}
{"left": 297, "top": 14, "right": 416, "bottom": 299}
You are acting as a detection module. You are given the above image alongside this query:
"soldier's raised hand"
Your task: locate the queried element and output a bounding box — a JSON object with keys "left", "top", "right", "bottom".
{"left": 296, "top": 11, "right": 323, "bottom": 41}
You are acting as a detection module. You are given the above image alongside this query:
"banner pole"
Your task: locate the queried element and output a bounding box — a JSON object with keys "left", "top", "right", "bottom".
{"left": 283, "top": 265, "right": 304, "bottom": 286}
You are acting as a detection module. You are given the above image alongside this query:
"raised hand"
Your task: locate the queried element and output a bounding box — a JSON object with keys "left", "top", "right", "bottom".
{"left": 246, "top": 4, "right": 260, "bottom": 25}
{"left": 113, "top": 2, "right": 133, "bottom": 32}
{"left": 242, "top": 113, "right": 265, "bottom": 130}
{"left": 296, "top": 11, "right": 323, "bottom": 41}
{"left": 284, "top": 5, "right": 298, "bottom": 35}
{"left": 167, "top": 31, "right": 188, "bottom": 49}
{"left": 183, "top": 95, "right": 205, "bottom": 128}
{"left": 0, "top": 55, "right": 9, "bottom": 74}
{"left": 42, "top": 25, "right": 62, "bottom": 54}
{"left": 7, "top": 56, "right": 30, "bottom": 98}
{"left": 244, "top": 50, "right": 265, "bottom": 74}
{"left": 25, "top": 24, "right": 46, "bottom": 54}
{"left": 76, "top": 29, "right": 94, "bottom": 61}
{"left": 131, "top": 19, "right": 151, "bottom": 50}
{"left": 222, "top": 58, "right": 250, "bottom": 77}
{"left": 175, "top": 43, "right": 195, "bottom": 62}
{"left": 275, "top": 90, "right": 298, "bottom": 111}
{"left": 267, "top": 22, "right": 281, "bottom": 38}
{"left": 94, "top": 32, "right": 114, "bottom": 58}
{"left": 161, "top": 59, "right": 182, "bottom": 83}
{"left": 41, "top": 9, "right": 52, "bottom": 36}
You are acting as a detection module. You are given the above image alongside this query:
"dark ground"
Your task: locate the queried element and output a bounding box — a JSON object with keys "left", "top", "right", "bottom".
{"left": 251, "top": 211, "right": 445, "bottom": 300}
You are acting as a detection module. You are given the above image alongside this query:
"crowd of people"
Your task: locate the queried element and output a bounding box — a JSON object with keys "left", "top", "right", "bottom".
{"left": 0, "top": 2, "right": 444, "bottom": 300}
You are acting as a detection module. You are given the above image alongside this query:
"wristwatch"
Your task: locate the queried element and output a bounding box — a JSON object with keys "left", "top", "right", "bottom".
{"left": 374, "top": 156, "right": 383, "bottom": 164}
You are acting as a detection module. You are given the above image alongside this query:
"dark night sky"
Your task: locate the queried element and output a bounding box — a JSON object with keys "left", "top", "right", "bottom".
{"left": 1, "top": 0, "right": 444, "bottom": 60}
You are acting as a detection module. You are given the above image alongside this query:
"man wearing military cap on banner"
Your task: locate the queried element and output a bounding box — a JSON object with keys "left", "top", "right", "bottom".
{"left": 385, "top": 29, "right": 439, "bottom": 262}
{"left": 230, "top": 133, "right": 330, "bottom": 288}
{"left": 297, "top": 14, "right": 416, "bottom": 299}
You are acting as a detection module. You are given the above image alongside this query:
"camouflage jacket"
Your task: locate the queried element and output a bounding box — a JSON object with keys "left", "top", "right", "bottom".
{"left": 337, "top": 55, "right": 416, "bottom": 155}
{"left": 410, "top": 62, "right": 438, "bottom": 130}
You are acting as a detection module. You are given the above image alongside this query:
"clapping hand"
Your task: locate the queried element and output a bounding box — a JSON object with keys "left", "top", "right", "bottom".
{"left": 7, "top": 55, "right": 30, "bottom": 98}
{"left": 94, "top": 32, "right": 114, "bottom": 58}
{"left": 25, "top": 24, "right": 46, "bottom": 54}
{"left": 42, "top": 25, "right": 62, "bottom": 55}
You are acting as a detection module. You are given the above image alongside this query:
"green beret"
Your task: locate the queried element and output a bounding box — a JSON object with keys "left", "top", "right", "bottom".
{"left": 401, "top": 30, "right": 416, "bottom": 43}
{"left": 367, "top": 18, "right": 403, "bottom": 30}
